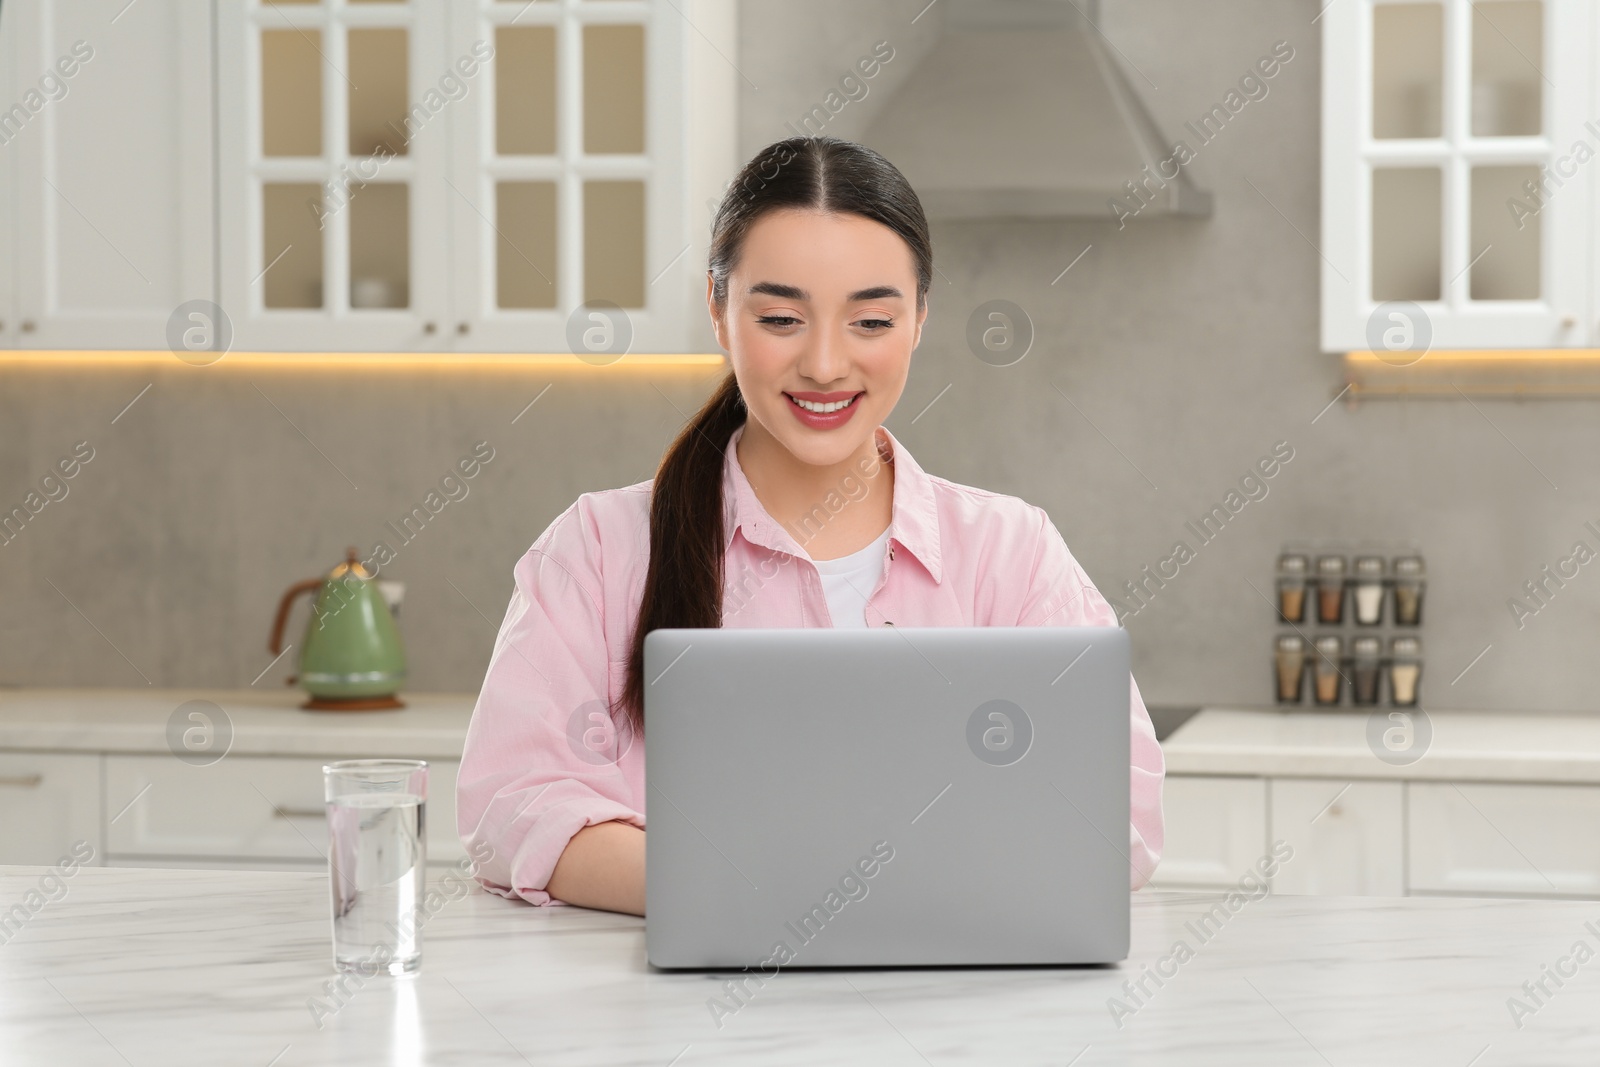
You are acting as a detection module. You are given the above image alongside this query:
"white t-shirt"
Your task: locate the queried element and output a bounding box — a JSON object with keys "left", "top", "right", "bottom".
{"left": 807, "top": 526, "right": 892, "bottom": 628}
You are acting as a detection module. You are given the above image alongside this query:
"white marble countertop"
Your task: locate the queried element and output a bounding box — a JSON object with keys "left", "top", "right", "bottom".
{"left": 0, "top": 688, "right": 473, "bottom": 758}
{"left": 1165, "top": 706, "right": 1600, "bottom": 783}
{"left": 2, "top": 864, "right": 1595, "bottom": 1064}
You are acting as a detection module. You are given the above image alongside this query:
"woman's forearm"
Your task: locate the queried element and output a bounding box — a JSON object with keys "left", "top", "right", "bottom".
{"left": 545, "top": 820, "right": 647, "bottom": 915}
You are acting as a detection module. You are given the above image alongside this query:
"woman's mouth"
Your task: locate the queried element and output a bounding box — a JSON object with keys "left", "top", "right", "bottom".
{"left": 784, "top": 391, "right": 863, "bottom": 429}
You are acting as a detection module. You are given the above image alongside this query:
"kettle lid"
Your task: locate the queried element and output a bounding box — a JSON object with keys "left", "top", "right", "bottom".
{"left": 329, "top": 545, "right": 372, "bottom": 581}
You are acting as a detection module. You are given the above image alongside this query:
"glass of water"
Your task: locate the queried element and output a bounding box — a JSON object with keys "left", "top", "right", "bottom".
{"left": 324, "top": 759, "right": 428, "bottom": 976}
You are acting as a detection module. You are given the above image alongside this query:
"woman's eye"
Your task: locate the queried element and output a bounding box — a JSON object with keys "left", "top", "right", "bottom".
{"left": 756, "top": 315, "right": 800, "bottom": 328}
{"left": 857, "top": 318, "right": 893, "bottom": 331}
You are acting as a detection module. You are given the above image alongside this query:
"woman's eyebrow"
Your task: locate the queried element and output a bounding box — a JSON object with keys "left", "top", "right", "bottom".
{"left": 747, "top": 282, "right": 904, "bottom": 302}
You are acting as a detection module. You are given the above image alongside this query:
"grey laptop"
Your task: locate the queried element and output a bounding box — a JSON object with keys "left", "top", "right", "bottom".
{"left": 644, "top": 626, "right": 1130, "bottom": 969}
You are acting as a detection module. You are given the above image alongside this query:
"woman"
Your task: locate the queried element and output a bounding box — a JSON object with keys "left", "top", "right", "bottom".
{"left": 457, "top": 136, "right": 1165, "bottom": 916}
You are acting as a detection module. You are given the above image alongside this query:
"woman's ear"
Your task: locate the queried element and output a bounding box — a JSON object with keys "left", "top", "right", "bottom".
{"left": 912, "top": 296, "right": 929, "bottom": 350}
{"left": 706, "top": 271, "right": 729, "bottom": 353}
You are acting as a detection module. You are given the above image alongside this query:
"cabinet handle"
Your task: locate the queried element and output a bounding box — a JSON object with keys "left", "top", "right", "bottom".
{"left": 20, "top": 320, "right": 36, "bottom": 333}
{"left": 422, "top": 321, "right": 437, "bottom": 335}
{"left": 272, "top": 805, "right": 325, "bottom": 819}
{"left": 456, "top": 322, "right": 470, "bottom": 335}
{"left": 0, "top": 775, "right": 43, "bottom": 788}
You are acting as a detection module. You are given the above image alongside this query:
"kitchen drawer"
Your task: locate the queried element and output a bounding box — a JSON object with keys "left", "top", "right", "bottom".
{"left": 0, "top": 753, "right": 102, "bottom": 866}
{"left": 1409, "top": 781, "right": 1600, "bottom": 898}
{"left": 1148, "top": 776, "right": 1267, "bottom": 889}
{"left": 104, "top": 755, "right": 464, "bottom": 868}
{"left": 1269, "top": 779, "right": 1403, "bottom": 896}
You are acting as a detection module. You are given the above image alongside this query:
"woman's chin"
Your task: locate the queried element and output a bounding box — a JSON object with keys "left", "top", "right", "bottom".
{"left": 762, "top": 410, "right": 877, "bottom": 469}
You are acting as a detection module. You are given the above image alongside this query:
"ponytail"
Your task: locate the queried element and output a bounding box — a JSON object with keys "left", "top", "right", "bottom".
{"left": 615, "top": 371, "right": 745, "bottom": 735}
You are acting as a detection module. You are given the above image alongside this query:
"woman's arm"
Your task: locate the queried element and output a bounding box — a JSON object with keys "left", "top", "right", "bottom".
{"left": 1015, "top": 507, "right": 1167, "bottom": 889}
{"left": 457, "top": 498, "right": 649, "bottom": 908}
{"left": 546, "top": 820, "right": 647, "bottom": 916}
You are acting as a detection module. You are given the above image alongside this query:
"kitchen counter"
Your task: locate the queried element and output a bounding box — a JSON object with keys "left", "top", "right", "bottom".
{"left": 4, "top": 865, "right": 1595, "bottom": 1064}
{"left": 0, "top": 688, "right": 473, "bottom": 758}
{"left": 1164, "top": 705, "right": 1600, "bottom": 783}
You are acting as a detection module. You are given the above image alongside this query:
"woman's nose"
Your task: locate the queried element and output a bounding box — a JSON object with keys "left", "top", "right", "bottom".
{"left": 797, "top": 328, "right": 850, "bottom": 385}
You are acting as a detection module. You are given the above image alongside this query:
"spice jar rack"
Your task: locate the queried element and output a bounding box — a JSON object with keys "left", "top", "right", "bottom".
{"left": 1272, "top": 543, "right": 1425, "bottom": 710}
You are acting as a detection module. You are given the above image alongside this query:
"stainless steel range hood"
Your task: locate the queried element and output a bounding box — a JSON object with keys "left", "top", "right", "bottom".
{"left": 860, "top": 0, "right": 1211, "bottom": 222}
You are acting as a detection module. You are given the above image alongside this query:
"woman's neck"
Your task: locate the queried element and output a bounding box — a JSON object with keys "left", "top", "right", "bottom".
{"left": 735, "top": 419, "right": 894, "bottom": 561}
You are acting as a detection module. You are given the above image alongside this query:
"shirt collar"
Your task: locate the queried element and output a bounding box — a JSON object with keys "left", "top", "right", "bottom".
{"left": 720, "top": 421, "right": 943, "bottom": 583}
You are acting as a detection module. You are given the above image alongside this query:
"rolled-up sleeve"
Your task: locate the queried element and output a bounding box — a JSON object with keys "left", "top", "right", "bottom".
{"left": 457, "top": 506, "right": 644, "bottom": 906}
{"left": 1017, "top": 507, "right": 1166, "bottom": 891}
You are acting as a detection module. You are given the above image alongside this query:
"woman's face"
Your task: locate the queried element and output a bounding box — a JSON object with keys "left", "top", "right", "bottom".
{"left": 708, "top": 208, "right": 927, "bottom": 469}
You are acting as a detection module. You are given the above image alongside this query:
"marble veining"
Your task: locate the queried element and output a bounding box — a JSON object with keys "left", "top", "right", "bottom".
{"left": 1165, "top": 706, "right": 1600, "bottom": 783}
{"left": 2, "top": 865, "right": 1598, "bottom": 1064}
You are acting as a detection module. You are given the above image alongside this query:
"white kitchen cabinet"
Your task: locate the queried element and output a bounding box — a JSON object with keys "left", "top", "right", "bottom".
{"left": 103, "top": 754, "right": 464, "bottom": 870}
{"left": 1409, "top": 780, "right": 1600, "bottom": 897}
{"left": 1268, "top": 778, "right": 1405, "bottom": 895}
{"left": 217, "top": 0, "right": 736, "bottom": 354}
{"left": 1321, "top": 0, "right": 1596, "bottom": 351}
{"left": 0, "top": 753, "right": 102, "bottom": 866}
{"left": 2, "top": 0, "right": 214, "bottom": 350}
{"left": 1147, "top": 776, "right": 1267, "bottom": 889}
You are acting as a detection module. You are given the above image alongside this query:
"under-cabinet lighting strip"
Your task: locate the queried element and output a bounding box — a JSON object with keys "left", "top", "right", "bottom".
{"left": 1343, "top": 350, "right": 1600, "bottom": 397}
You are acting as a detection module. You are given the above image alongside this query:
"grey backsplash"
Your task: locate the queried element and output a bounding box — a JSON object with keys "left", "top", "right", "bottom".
{"left": 3, "top": 0, "right": 1598, "bottom": 711}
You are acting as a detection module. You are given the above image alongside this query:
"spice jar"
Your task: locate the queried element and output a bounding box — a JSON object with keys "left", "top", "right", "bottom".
{"left": 1352, "top": 556, "right": 1386, "bottom": 626}
{"left": 1388, "top": 636, "right": 1422, "bottom": 706}
{"left": 1315, "top": 556, "right": 1348, "bottom": 624}
{"left": 1275, "top": 634, "right": 1308, "bottom": 704}
{"left": 1276, "top": 554, "right": 1309, "bottom": 623}
{"left": 1350, "top": 636, "right": 1382, "bottom": 705}
{"left": 1312, "top": 635, "right": 1344, "bottom": 706}
{"left": 1392, "top": 556, "right": 1425, "bottom": 626}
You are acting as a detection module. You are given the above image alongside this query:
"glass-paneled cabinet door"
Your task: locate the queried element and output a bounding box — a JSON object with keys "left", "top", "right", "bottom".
{"left": 448, "top": 0, "right": 689, "bottom": 355}
{"left": 1322, "top": 0, "right": 1592, "bottom": 352}
{"left": 218, "top": 0, "right": 451, "bottom": 351}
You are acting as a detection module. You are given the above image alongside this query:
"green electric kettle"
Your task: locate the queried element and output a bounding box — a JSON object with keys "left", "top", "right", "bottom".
{"left": 268, "top": 547, "right": 407, "bottom": 710}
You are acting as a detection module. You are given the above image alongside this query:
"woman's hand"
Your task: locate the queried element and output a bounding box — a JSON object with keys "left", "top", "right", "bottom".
{"left": 545, "top": 820, "right": 646, "bottom": 916}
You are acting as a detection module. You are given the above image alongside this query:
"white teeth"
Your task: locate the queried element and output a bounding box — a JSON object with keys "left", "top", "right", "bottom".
{"left": 791, "top": 394, "right": 857, "bottom": 414}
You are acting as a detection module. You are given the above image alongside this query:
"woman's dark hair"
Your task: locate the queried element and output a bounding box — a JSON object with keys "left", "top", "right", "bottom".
{"left": 614, "top": 135, "right": 933, "bottom": 736}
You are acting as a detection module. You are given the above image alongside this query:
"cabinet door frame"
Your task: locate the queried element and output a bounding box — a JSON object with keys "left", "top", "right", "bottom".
{"left": 217, "top": 0, "right": 452, "bottom": 352}
{"left": 1267, "top": 777, "right": 1405, "bottom": 896}
{"left": 448, "top": 0, "right": 706, "bottom": 355}
{"left": 1408, "top": 779, "right": 1600, "bottom": 897}
{"left": 102, "top": 753, "right": 466, "bottom": 868}
{"left": 1322, "top": 0, "right": 1593, "bottom": 352}
{"left": 8, "top": 0, "right": 215, "bottom": 350}
{"left": 0, "top": 752, "right": 103, "bottom": 866}
{"left": 1147, "top": 774, "right": 1269, "bottom": 889}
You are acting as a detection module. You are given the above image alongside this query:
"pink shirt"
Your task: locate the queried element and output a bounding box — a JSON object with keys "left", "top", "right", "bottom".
{"left": 457, "top": 423, "right": 1165, "bottom": 904}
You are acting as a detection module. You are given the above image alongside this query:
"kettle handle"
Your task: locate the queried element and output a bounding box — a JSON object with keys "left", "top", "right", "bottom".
{"left": 269, "top": 578, "right": 324, "bottom": 655}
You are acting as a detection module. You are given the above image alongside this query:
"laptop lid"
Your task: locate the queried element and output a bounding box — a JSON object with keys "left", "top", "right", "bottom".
{"left": 644, "top": 625, "right": 1130, "bottom": 969}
